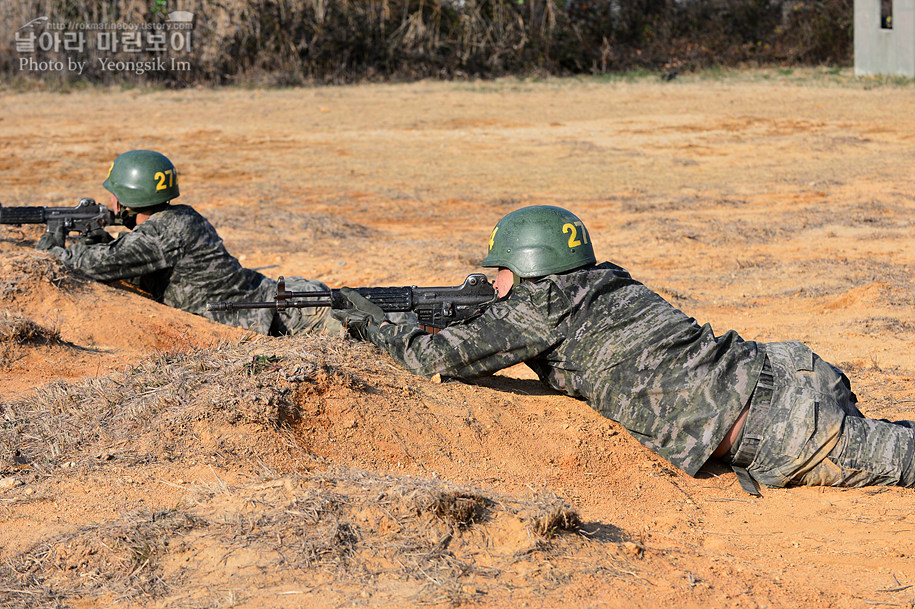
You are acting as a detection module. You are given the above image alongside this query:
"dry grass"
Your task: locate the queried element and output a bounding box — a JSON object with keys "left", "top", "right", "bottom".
{"left": 424, "top": 490, "right": 491, "bottom": 528}
{"left": 0, "top": 244, "right": 77, "bottom": 301}
{"left": 0, "top": 332, "right": 644, "bottom": 608}
{"left": 0, "top": 333, "right": 355, "bottom": 468}
{"left": 1, "top": 510, "right": 203, "bottom": 606}
{"left": 0, "top": 469, "right": 609, "bottom": 608}
{"left": 529, "top": 503, "right": 582, "bottom": 538}
{"left": 0, "top": 310, "right": 62, "bottom": 371}
{"left": 0, "top": 311, "right": 60, "bottom": 346}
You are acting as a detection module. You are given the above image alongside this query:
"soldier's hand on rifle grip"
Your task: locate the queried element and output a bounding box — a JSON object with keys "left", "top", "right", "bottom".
{"left": 35, "top": 225, "right": 67, "bottom": 251}
{"left": 332, "top": 287, "right": 387, "bottom": 340}
{"left": 80, "top": 228, "right": 115, "bottom": 245}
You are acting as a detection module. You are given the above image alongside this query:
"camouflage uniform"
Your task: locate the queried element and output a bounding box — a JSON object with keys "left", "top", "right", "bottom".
{"left": 737, "top": 341, "right": 915, "bottom": 488}
{"left": 46, "top": 204, "right": 332, "bottom": 336}
{"left": 366, "top": 262, "right": 915, "bottom": 489}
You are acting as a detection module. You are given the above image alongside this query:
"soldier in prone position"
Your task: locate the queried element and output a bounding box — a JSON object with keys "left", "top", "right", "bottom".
{"left": 333, "top": 205, "right": 915, "bottom": 493}
{"left": 36, "top": 149, "right": 339, "bottom": 336}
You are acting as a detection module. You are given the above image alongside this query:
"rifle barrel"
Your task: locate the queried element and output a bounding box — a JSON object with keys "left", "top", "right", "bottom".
{"left": 207, "top": 294, "right": 334, "bottom": 312}
{"left": 206, "top": 301, "right": 279, "bottom": 312}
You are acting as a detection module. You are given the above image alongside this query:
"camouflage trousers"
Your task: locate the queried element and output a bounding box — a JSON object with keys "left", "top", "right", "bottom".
{"left": 269, "top": 277, "right": 344, "bottom": 337}
{"left": 736, "top": 341, "right": 915, "bottom": 488}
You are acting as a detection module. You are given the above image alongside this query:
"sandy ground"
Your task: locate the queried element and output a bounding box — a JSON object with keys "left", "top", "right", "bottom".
{"left": 2, "top": 68, "right": 915, "bottom": 608}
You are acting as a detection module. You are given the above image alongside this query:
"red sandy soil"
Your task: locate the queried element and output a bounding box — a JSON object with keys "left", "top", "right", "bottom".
{"left": 2, "top": 69, "right": 915, "bottom": 608}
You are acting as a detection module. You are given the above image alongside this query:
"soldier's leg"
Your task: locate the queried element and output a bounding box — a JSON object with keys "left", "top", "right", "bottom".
{"left": 795, "top": 415, "right": 915, "bottom": 487}
{"left": 747, "top": 341, "right": 915, "bottom": 488}
{"left": 793, "top": 352, "right": 915, "bottom": 487}
{"left": 276, "top": 277, "right": 344, "bottom": 336}
{"left": 745, "top": 342, "right": 855, "bottom": 488}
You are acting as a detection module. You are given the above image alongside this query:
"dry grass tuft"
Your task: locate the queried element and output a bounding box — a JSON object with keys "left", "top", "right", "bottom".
{"left": 530, "top": 502, "right": 582, "bottom": 538}
{"left": 0, "top": 310, "right": 60, "bottom": 345}
{"left": 0, "top": 246, "right": 78, "bottom": 300}
{"left": 424, "top": 490, "right": 491, "bottom": 528}
{"left": 0, "top": 310, "right": 62, "bottom": 371}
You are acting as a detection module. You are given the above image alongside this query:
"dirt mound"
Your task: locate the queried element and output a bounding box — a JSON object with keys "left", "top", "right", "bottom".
{"left": 0, "top": 231, "right": 247, "bottom": 397}
{"left": 0, "top": 333, "right": 654, "bottom": 608}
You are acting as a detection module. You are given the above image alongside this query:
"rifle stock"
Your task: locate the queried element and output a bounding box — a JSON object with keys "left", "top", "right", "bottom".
{"left": 207, "top": 273, "right": 496, "bottom": 330}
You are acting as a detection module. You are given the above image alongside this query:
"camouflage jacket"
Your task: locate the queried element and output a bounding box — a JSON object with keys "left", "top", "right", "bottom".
{"left": 368, "top": 262, "right": 766, "bottom": 475}
{"left": 49, "top": 204, "right": 283, "bottom": 334}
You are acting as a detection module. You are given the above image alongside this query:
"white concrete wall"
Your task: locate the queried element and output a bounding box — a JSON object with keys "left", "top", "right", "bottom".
{"left": 855, "top": 0, "right": 915, "bottom": 76}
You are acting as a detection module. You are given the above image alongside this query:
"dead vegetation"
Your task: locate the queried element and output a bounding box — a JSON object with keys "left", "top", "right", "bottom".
{"left": 0, "top": 333, "right": 640, "bottom": 609}
{"left": 0, "top": 310, "right": 61, "bottom": 370}
{"left": 0, "top": 310, "right": 60, "bottom": 346}
{"left": 0, "top": 0, "right": 852, "bottom": 87}
{"left": 0, "top": 243, "right": 77, "bottom": 302}
{"left": 0, "top": 468, "right": 608, "bottom": 608}
{"left": 0, "top": 333, "right": 364, "bottom": 469}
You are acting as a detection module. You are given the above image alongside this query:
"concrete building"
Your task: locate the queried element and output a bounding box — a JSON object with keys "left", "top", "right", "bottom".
{"left": 855, "top": 0, "right": 915, "bottom": 77}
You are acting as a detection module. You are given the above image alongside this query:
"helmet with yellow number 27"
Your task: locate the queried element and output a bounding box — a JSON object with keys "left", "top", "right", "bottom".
{"left": 482, "top": 205, "right": 596, "bottom": 278}
{"left": 102, "top": 149, "right": 180, "bottom": 209}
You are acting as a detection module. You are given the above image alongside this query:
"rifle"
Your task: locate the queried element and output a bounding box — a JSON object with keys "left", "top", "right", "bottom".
{"left": 207, "top": 273, "right": 496, "bottom": 330}
{"left": 0, "top": 198, "right": 117, "bottom": 235}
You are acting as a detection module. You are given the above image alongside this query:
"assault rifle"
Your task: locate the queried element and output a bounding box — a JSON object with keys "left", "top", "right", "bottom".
{"left": 0, "top": 198, "right": 117, "bottom": 235}
{"left": 207, "top": 273, "right": 496, "bottom": 330}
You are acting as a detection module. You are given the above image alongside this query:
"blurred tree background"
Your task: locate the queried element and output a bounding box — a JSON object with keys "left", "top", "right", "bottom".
{"left": 0, "top": 0, "right": 853, "bottom": 86}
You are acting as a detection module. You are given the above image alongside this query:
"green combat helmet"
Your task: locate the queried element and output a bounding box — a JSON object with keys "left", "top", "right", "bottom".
{"left": 102, "top": 150, "right": 179, "bottom": 208}
{"left": 482, "top": 205, "right": 596, "bottom": 278}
